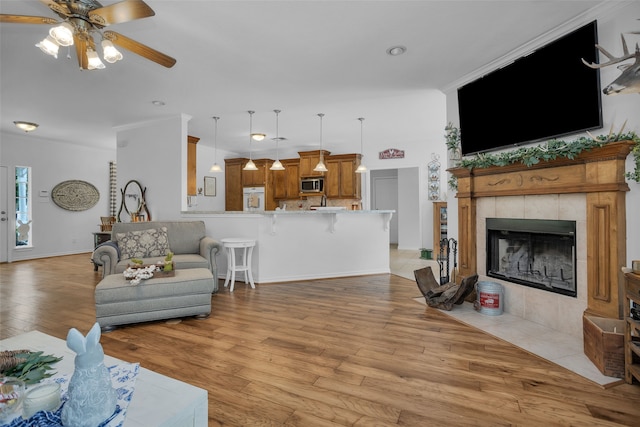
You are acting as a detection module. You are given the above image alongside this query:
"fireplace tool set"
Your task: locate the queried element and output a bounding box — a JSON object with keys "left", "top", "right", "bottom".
{"left": 438, "top": 238, "right": 458, "bottom": 285}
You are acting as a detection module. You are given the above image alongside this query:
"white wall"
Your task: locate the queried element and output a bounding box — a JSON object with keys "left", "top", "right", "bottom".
{"left": 183, "top": 143, "right": 231, "bottom": 212}
{"left": 115, "top": 115, "right": 187, "bottom": 221}
{"left": 444, "top": 4, "right": 640, "bottom": 266}
{"left": 364, "top": 90, "right": 448, "bottom": 250}
{"left": 397, "top": 167, "right": 422, "bottom": 250}
{"left": 0, "top": 132, "right": 115, "bottom": 261}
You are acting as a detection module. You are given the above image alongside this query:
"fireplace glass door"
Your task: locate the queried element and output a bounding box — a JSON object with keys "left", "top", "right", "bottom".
{"left": 486, "top": 218, "right": 576, "bottom": 297}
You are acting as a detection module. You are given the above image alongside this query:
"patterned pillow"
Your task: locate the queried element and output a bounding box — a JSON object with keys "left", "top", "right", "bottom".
{"left": 116, "top": 227, "right": 170, "bottom": 260}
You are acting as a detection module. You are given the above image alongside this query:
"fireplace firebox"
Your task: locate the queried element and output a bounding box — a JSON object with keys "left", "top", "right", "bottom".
{"left": 486, "top": 218, "right": 576, "bottom": 297}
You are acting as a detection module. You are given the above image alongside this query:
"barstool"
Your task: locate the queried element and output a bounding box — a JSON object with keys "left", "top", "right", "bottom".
{"left": 221, "top": 238, "right": 256, "bottom": 292}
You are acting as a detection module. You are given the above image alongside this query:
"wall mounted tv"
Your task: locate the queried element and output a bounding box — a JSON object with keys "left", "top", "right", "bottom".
{"left": 457, "top": 20, "right": 602, "bottom": 156}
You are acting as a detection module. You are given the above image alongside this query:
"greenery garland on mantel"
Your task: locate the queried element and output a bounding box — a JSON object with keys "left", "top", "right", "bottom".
{"left": 444, "top": 122, "right": 640, "bottom": 191}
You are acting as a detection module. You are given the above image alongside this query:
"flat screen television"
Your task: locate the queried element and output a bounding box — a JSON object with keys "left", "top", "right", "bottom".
{"left": 457, "top": 20, "right": 602, "bottom": 156}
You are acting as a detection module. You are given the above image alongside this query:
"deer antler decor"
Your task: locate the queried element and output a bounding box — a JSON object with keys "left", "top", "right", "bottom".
{"left": 582, "top": 32, "right": 640, "bottom": 95}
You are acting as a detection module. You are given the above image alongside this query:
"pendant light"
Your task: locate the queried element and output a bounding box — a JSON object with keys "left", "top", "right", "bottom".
{"left": 270, "top": 109, "right": 285, "bottom": 171}
{"left": 355, "top": 117, "right": 367, "bottom": 173}
{"left": 313, "top": 113, "right": 328, "bottom": 172}
{"left": 243, "top": 110, "right": 258, "bottom": 171}
{"left": 209, "top": 116, "right": 222, "bottom": 173}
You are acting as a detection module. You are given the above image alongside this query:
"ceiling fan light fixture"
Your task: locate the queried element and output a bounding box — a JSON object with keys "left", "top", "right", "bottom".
{"left": 49, "top": 22, "right": 74, "bottom": 47}
{"left": 35, "top": 35, "right": 60, "bottom": 58}
{"left": 101, "top": 40, "right": 123, "bottom": 63}
{"left": 13, "top": 121, "right": 39, "bottom": 132}
{"left": 86, "top": 48, "right": 106, "bottom": 70}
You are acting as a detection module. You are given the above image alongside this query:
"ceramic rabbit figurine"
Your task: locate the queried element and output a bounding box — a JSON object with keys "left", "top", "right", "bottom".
{"left": 61, "top": 322, "right": 117, "bottom": 427}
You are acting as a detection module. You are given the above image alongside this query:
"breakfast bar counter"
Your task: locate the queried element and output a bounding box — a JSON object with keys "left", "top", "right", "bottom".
{"left": 181, "top": 210, "right": 394, "bottom": 284}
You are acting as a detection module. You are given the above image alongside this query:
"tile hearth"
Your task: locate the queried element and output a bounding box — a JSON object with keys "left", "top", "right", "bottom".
{"left": 390, "top": 245, "right": 623, "bottom": 388}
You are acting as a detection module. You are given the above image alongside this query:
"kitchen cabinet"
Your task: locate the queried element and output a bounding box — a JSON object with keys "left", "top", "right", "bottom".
{"left": 299, "top": 150, "right": 330, "bottom": 178}
{"left": 243, "top": 159, "right": 277, "bottom": 210}
{"left": 433, "top": 202, "right": 447, "bottom": 255}
{"left": 187, "top": 135, "right": 199, "bottom": 196}
{"left": 225, "top": 158, "right": 247, "bottom": 211}
{"left": 273, "top": 159, "right": 300, "bottom": 200}
{"left": 325, "top": 154, "right": 361, "bottom": 199}
{"left": 624, "top": 272, "right": 640, "bottom": 385}
{"left": 226, "top": 158, "right": 278, "bottom": 210}
{"left": 242, "top": 159, "right": 272, "bottom": 187}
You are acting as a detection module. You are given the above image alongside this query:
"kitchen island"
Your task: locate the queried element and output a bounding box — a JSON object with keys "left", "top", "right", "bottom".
{"left": 181, "top": 210, "right": 394, "bottom": 284}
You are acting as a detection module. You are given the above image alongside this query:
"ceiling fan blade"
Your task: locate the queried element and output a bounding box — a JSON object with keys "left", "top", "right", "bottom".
{"left": 73, "top": 34, "right": 93, "bottom": 70}
{"left": 38, "top": 0, "right": 71, "bottom": 17}
{"left": 88, "top": 0, "right": 154, "bottom": 27}
{"left": 104, "top": 30, "right": 176, "bottom": 68}
{"left": 0, "top": 14, "right": 58, "bottom": 25}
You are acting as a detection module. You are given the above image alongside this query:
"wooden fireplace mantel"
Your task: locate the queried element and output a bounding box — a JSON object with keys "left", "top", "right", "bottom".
{"left": 449, "top": 140, "right": 634, "bottom": 319}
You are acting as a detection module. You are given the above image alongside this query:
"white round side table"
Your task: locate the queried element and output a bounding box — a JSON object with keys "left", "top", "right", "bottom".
{"left": 221, "top": 238, "right": 256, "bottom": 292}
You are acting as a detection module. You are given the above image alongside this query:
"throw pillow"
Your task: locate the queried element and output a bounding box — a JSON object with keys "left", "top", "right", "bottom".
{"left": 116, "top": 227, "right": 170, "bottom": 260}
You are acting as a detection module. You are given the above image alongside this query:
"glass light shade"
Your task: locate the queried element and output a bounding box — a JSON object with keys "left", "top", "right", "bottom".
{"left": 243, "top": 159, "right": 258, "bottom": 171}
{"left": 251, "top": 133, "right": 266, "bottom": 141}
{"left": 49, "top": 22, "right": 74, "bottom": 46}
{"left": 101, "top": 40, "right": 123, "bottom": 63}
{"left": 87, "top": 49, "right": 106, "bottom": 70}
{"left": 355, "top": 164, "right": 367, "bottom": 173}
{"left": 313, "top": 161, "right": 328, "bottom": 172}
{"left": 13, "top": 121, "right": 39, "bottom": 132}
{"left": 35, "top": 35, "right": 60, "bottom": 58}
{"left": 270, "top": 160, "right": 285, "bottom": 171}
{"left": 209, "top": 163, "right": 222, "bottom": 173}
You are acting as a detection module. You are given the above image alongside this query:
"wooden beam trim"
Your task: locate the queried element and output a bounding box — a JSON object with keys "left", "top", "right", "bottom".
{"left": 589, "top": 203, "right": 611, "bottom": 302}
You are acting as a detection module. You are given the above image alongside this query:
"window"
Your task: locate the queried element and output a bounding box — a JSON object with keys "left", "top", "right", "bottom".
{"left": 15, "top": 166, "right": 32, "bottom": 247}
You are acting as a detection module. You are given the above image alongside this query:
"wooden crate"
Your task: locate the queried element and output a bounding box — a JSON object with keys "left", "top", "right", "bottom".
{"left": 583, "top": 315, "right": 626, "bottom": 378}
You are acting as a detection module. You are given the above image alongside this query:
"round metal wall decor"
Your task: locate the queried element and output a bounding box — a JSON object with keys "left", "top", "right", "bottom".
{"left": 51, "top": 180, "right": 100, "bottom": 211}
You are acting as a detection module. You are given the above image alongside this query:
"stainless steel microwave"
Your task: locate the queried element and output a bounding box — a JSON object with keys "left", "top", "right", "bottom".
{"left": 300, "top": 177, "right": 324, "bottom": 193}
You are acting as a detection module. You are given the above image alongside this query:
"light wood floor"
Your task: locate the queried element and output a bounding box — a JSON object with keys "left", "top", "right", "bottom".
{"left": 2, "top": 254, "right": 640, "bottom": 426}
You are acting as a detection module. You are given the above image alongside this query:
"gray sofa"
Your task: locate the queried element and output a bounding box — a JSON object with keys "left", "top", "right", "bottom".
{"left": 92, "top": 220, "right": 222, "bottom": 292}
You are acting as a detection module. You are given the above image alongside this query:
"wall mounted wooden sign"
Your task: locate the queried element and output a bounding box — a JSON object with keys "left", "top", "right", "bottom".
{"left": 379, "top": 148, "right": 405, "bottom": 159}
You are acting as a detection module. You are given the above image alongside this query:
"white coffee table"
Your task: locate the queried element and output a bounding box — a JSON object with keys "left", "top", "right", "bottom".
{"left": 0, "top": 331, "right": 208, "bottom": 427}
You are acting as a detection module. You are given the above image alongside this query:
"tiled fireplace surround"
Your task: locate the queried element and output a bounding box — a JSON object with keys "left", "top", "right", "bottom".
{"left": 450, "top": 141, "right": 634, "bottom": 340}
{"left": 476, "top": 194, "right": 587, "bottom": 337}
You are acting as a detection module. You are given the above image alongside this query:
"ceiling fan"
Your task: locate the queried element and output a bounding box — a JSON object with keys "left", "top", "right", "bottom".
{"left": 0, "top": 0, "right": 176, "bottom": 70}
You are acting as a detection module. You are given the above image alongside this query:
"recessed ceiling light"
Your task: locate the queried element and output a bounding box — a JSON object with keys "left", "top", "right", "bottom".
{"left": 152, "top": 100, "right": 165, "bottom": 106}
{"left": 386, "top": 45, "right": 407, "bottom": 56}
{"left": 13, "top": 121, "right": 39, "bottom": 132}
{"left": 271, "top": 137, "right": 287, "bottom": 141}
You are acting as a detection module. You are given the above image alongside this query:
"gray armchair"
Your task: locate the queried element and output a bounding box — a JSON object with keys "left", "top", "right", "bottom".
{"left": 92, "top": 220, "right": 222, "bottom": 292}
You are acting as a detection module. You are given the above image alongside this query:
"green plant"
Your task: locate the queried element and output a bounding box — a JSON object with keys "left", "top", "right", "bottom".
{"left": 627, "top": 140, "right": 640, "bottom": 182}
{"left": 444, "top": 122, "right": 461, "bottom": 151}
{"left": 443, "top": 123, "right": 640, "bottom": 191}
{"left": 0, "top": 350, "right": 62, "bottom": 384}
